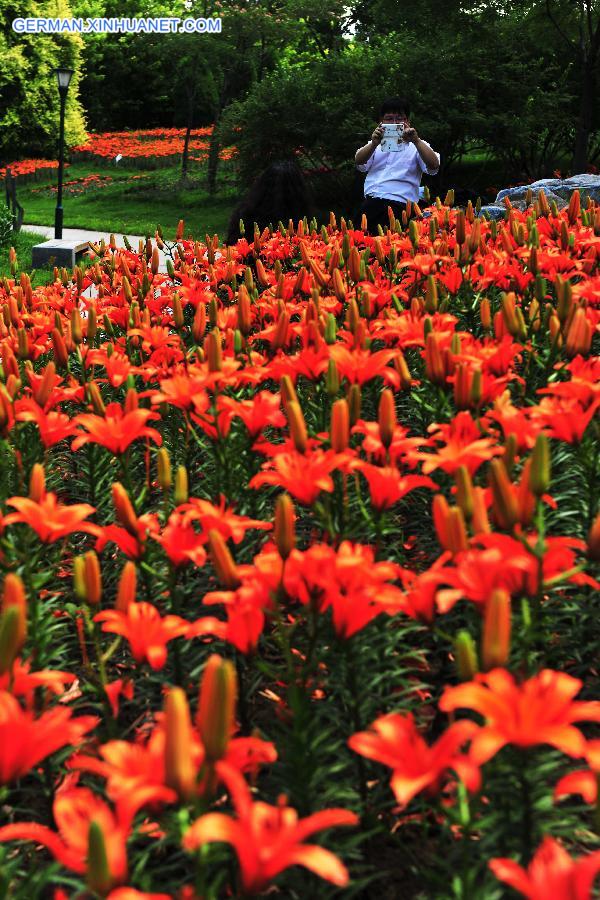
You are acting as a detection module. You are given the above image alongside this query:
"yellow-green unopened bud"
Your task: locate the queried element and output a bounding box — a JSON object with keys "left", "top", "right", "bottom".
{"left": 0, "top": 607, "right": 21, "bottom": 675}
{"left": 157, "top": 447, "right": 172, "bottom": 492}
{"left": 86, "top": 820, "right": 112, "bottom": 895}
{"left": 174, "top": 465, "right": 189, "bottom": 505}
{"left": 530, "top": 433, "right": 550, "bottom": 497}
{"left": 454, "top": 630, "right": 479, "bottom": 681}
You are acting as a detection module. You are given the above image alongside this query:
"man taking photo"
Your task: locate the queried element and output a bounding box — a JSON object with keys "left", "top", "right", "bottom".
{"left": 355, "top": 96, "right": 440, "bottom": 232}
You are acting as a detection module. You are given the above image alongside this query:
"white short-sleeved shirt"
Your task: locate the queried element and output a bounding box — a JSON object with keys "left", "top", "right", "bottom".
{"left": 356, "top": 140, "right": 440, "bottom": 203}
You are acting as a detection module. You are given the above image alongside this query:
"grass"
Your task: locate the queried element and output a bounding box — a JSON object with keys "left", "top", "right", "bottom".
{"left": 17, "top": 160, "right": 238, "bottom": 241}
{"left": 0, "top": 228, "right": 53, "bottom": 286}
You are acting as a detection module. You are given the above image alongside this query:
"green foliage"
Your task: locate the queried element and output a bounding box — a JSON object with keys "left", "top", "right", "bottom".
{"left": 0, "top": 0, "right": 87, "bottom": 160}
{"left": 0, "top": 202, "right": 13, "bottom": 246}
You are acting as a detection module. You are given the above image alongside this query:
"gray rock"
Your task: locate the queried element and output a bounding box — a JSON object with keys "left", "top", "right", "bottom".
{"left": 479, "top": 205, "right": 507, "bottom": 221}
{"left": 495, "top": 174, "right": 600, "bottom": 206}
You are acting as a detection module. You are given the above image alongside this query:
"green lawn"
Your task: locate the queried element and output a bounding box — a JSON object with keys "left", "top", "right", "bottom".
{"left": 0, "top": 228, "right": 53, "bottom": 286}
{"left": 17, "top": 159, "right": 238, "bottom": 241}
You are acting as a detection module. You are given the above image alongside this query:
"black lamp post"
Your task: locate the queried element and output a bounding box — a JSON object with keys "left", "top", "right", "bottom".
{"left": 54, "top": 67, "right": 73, "bottom": 239}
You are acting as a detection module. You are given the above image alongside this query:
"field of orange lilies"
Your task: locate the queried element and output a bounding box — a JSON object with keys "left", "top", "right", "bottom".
{"left": 0, "top": 191, "right": 598, "bottom": 898}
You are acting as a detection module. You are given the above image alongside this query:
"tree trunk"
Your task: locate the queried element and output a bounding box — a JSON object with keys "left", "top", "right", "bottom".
{"left": 206, "top": 114, "right": 220, "bottom": 196}
{"left": 572, "top": 58, "right": 595, "bottom": 173}
{"left": 181, "top": 87, "right": 197, "bottom": 181}
{"left": 207, "top": 85, "right": 229, "bottom": 195}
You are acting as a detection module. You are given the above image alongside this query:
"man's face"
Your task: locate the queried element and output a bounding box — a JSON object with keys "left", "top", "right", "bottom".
{"left": 381, "top": 112, "right": 409, "bottom": 125}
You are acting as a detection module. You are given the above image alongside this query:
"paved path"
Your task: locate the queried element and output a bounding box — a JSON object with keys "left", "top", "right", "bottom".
{"left": 22, "top": 224, "right": 168, "bottom": 272}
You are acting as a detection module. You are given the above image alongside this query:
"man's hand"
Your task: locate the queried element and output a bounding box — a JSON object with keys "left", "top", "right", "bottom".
{"left": 371, "top": 124, "right": 384, "bottom": 145}
{"left": 402, "top": 126, "right": 419, "bottom": 144}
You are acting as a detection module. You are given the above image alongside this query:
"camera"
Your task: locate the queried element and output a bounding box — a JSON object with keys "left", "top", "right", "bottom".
{"left": 379, "top": 123, "right": 405, "bottom": 152}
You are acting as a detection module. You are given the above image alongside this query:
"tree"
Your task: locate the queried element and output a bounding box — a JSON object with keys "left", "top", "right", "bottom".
{"left": 0, "top": 0, "right": 87, "bottom": 161}
{"left": 543, "top": 0, "right": 600, "bottom": 171}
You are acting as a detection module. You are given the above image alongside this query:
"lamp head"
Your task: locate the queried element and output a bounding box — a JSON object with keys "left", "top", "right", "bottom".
{"left": 55, "top": 68, "right": 74, "bottom": 96}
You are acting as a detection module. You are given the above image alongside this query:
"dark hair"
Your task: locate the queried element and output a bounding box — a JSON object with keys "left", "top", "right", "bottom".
{"left": 379, "top": 96, "right": 411, "bottom": 119}
{"left": 226, "top": 159, "right": 314, "bottom": 245}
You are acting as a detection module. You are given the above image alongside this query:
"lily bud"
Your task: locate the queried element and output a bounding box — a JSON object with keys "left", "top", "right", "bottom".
{"left": 86, "top": 305, "right": 97, "bottom": 342}
{"left": 0, "top": 607, "right": 23, "bottom": 675}
{"left": 482, "top": 588, "right": 511, "bottom": 670}
{"left": 197, "top": 655, "right": 237, "bottom": 762}
{"left": 424, "top": 333, "right": 446, "bottom": 385}
{"left": 83, "top": 551, "right": 102, "bottom": 606}
{"left": 172, "top": 293, "right": 184, "bottom": 329}
{"left": 455, "top": 465, "right": 474, "bottom": 521}
{"left": 237, "top": 285, "right": 252, "bottom": 336}
{"left": 565, "top": 307, "right": 592, "bottom": 357}
{"left": 274, "top": 493, "right": 296, "bottom": 560}
{"left": 587, "top": 511, "right": 600, "bottom": 561}
{"left": 86, "top": 819, "right": 113, "bottom": 895}
{"left": 471, "top": 486, "right": 491, "bottom": 535}
{"left": 447, "top": 506, "right": 469, "bottom": 554}
{"left": 2, "top": 573, "right": 27, "bottom": 655}
{"left": 347, "top": 246, "right": 361, "bottom": 282}
{"left": 280, "top": 375, "right": 298, "bottom": 409}
{"left": 17, "top": 327, "right": 29, "bottom": 360}
{"left": 52, "top": 328, "right": 69, "bottom": 368}
{"left": 325, "top": 358, "right": 340, "bottom": 397}
{"left": 29, "top": 463, "right": 46, "bottom": 502}
{"left": 286, "top": 401, "right": 308, "bottom": 454}
{"left": 454, "top": 630, "right": 479, "bottom": 681}
{"left": 174, "top": 465, "right": 189, "bottom": 505}
{"left": 394, "top": 351, "right": 412, "bottom": 390}
{"left": 33, "top": 361, "right": 56, "bottom": 407}
{"left": 378, "top": 389, "right": 396, "bottom": 450}
{"left": 192, "top": 304, "right": 206, "bottom": 343}
{"left": 530, "top": 433, "right": 550, "bottom": 497}
{"left": 124, "top": 387, "right": 138, "bottom": 413}
{"left": 455, "top": 209, "right": 466, "bottom": 245}
{"left": 87, "top": 382, "right": 106, "bottom": 416}
{"left": 567, "top": 189, "right": 580, "bottom": 225}
{"left": 73, "top": 556, "right": 86, "bottom": 602}
{"left": 71, "top": 308, "right": 83, "bottom": 345}
{"left": 116, "top": 561, "right": 137, "bottom": 613}
{"left": 332, "top": 268, "right": 347, "bottom": 303}
{"left": 207, "top": 530, "right": 240, "bottom": 589}
{"left": 424, "top": 275, "right": 438, "bottom": 313}
{"left": 489, "top": 459, "right": 519, "bottom": 531}
{"left": 205, "top": 329, "right": 223, "bottom": 372}
{"left": 330, "top": 398, "right": 350, "bottom": 452}
{"left": 112, "top": 482, "right": 138, "bottom": 535}
{"left": 157, "top": 447, "right": 172, "bottom": 492}
{"left": 164, "top": 687, "right": 196, "bottom": 800}
{"left": 347, "top": 383, "right": 361, "bottom": 427}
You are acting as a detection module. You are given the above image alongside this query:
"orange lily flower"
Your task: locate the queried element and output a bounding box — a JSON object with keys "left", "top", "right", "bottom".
{"left": 71, "top": 720, "right": 276, "bottom": 805}
{"left": 411, "top": 411, "right": 503, "bottom": 475}
{"left": 179, "top": 495, "right": 272, "bottom": 544}
{"left": 219, "top": 391, "right": 286, "bottom": 437}
{"left": 94, "top": 602, "right": 190, "bottom": 670}
{"left": 439, "top": 669, "right": 600, "bottom": 764}
{"left": 5, "top": 493, "right": 96, "bottom": 543}
{"left": 0, "top": 690, "right": 97, "bottom": 783}
{"left": 249, "top": 449, "right": 344, "bottom": 505}
{"left": 329, "top": 345, "right": 402, "bottom": 388}
{"left": 153, "top": 511, "right": 207, "bottom": 568}
{"left": 348, "top": 713, "right": 480, "bottom": 807}
{"left": 15, "top": 398, "right": 76, "bottom": 447}
{"left": 489, "top": 836, "right": 600, "bottom": 899}
{"left": 0, "top": 658, "right": 78, "bottom": 706}
{"left": 0, "top": 785, "right": 171, "bottom": 892}
{"left": 554, "top": 740, "right": 600, "bottom": 805}
{"left": 72, "top": 402, "right": 162, "bottom": 455}
{"left": 183, "top": 766, "right": 358, "bottom": 894}
{"left": 356, "top": 463, "right": 436, "bottom": 511}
